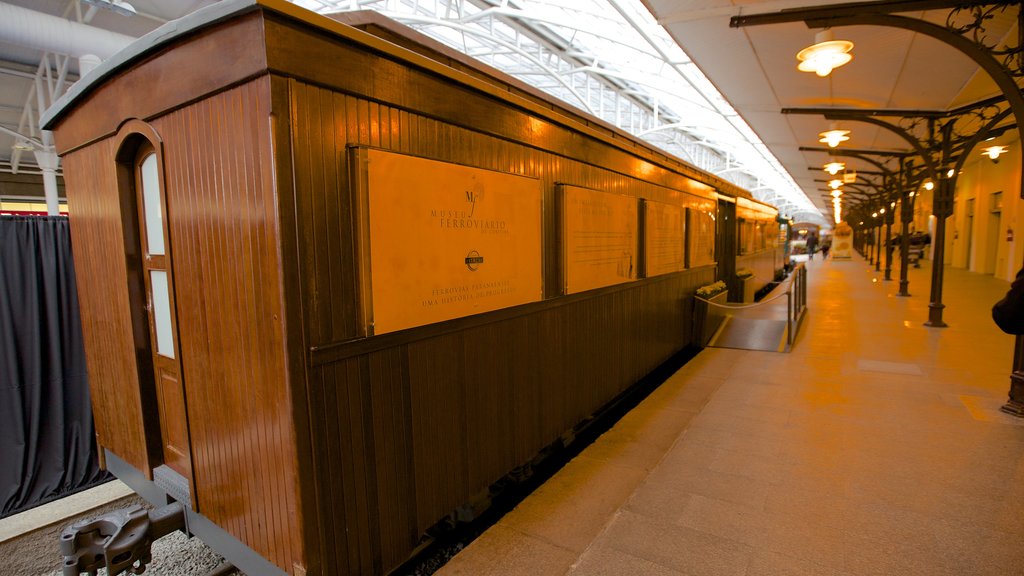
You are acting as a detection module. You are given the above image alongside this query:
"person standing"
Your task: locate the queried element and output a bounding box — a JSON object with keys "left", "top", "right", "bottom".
{"left": 806, "top": 233, "right": 818, "bottom": 260}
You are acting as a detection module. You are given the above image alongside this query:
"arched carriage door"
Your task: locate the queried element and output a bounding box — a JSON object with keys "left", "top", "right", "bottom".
{"left": 115, "top": 120, "right": 194, "bottom": 496}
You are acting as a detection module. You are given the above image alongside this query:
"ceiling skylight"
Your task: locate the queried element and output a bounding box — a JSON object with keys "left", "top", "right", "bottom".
{"left": 290, "top": 0, "right": 822, "bottom": 223}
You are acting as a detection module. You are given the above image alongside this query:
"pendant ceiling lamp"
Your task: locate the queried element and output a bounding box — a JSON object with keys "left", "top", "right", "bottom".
{"left": 982, "top": 144, "right": 1009, "bottom": 162}
{"left": 823, "top": 161, "right": 845, "bottom": 175}
{"left": 819, "top": 122, "right": 851, "bottom": 147}
{"left": 797, "top": 29, "right": 854, "bottom": 77}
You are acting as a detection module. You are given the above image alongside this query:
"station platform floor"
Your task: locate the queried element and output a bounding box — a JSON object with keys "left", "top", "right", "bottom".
{"left": 438, "top": 254, "right": 1024, "bottom": 576}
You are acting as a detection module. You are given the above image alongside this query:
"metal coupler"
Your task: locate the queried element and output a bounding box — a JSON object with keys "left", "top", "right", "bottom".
{"left": 59, "top": 502, "right": 186, "bottom": 575}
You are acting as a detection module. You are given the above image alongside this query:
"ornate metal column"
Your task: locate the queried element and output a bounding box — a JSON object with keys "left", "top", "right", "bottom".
{"left": 897, "top": 159, "right": 914, "bottom": 296}
{"left": 875, "top": 218, "right": 883, "bottom": 272}
{"left": 788, "top": 100, "right": 1012, "bottom": 326}
{"left": 732, "top": 0, "right": 1024, "bottom": 413}
{"left": 883, "top": 182, "right": 896, "bottom": 281}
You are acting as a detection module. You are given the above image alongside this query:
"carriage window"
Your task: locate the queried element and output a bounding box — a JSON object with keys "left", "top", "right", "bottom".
{"left": 150, "top": 270, "right": 175, "bottom": 358}
{"left": 140, "top": 153, "right": 165, "bottom": 256}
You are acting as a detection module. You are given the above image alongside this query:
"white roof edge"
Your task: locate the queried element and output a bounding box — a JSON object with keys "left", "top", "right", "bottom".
{"left": 41, "top": 0, "right": 261, "bottom": 130}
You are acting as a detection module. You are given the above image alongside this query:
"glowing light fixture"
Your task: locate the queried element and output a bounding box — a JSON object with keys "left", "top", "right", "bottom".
{"left": 909, "top": 191, "right": 916, "bottom": 197}
{"left": 879, "top": 208, "right": 886, "bottom": 214}
{"left": 923, "top": 181, "right": 934, "bottom": 191}
{"left": 830, "top": 190, "right": 842, "bottom": 198}
{"left": 819, "top": 123, "right": 851, "bottom": 148}
{"left": 946, "top": 168, "right": 955, "bottom": 178}
{"left": 828, "top": 179, "right": 843, "bottom": 190}
{"left": 823, "top": 161, "right": 845, "bottom": 175}
{"left": 872, "top": 212, "right": 878, "bottom": 218}
{"left": 982, "top": 145, "right": 1009, "bottom": 162}
{"left": 797, "top": 29, "right": 854, "bottom": 77}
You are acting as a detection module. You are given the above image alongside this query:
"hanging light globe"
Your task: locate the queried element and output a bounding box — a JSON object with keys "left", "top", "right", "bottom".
{"left": 823, "top": 161, "right": 845, "bottom": 175}
{"left": 797, "top": 29, "right": 854, "bottom": 77}
{"left": 819, "top": 123, "right": 851, "bottom": 147}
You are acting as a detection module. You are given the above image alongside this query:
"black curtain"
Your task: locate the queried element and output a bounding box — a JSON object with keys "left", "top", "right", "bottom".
{"left": 0, "top": 215, "right": 110, "bottom": 519}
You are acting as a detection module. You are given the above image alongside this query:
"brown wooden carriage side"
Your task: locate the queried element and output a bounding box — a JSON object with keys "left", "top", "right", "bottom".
{"left": 43, "top": 2, "right": 779, "bottom": 574}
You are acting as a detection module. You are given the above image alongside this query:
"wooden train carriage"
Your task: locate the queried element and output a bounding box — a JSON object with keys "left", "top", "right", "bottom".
{"left": 42, "top": 1, "right": 778, "bottom": 574}
{"left": 734, "top": 197, "right": 786, "bottom": 296}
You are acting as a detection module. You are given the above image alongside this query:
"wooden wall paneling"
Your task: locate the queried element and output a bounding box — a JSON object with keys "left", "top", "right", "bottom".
{"left": 736, "top": 248, "right": 781, "bottom": 293}
{"left": 535, "top": 309, "right": 568, "bottom": 445}
{"left": 407, "top": 332, "right": 469, "bottom": 534}
{"left": 309, "top": 362, "right": 365, "bottom": 574}
{"left": 303, "top": 364, "right": 340, "bottom": 573}
{"left": 508, "top": 315, "right": 544, "bottom": 465}
{"left": 63, "top": 140, "right": 153, "bottom": 475}
{"left": 461, "top": 322, "right": 516, "bottom": 495}
{"left": 263, "top": 18, "right": 727, "bottom": 202}
{"left": 153, "top": 77, "right": 302, "bottom": 574}
{"left": 50, "top": 13, "right": 269, "bottom": 156}
{"left": 366, "top": 347, "right": 418, "bottom": 573}
{"left": 330, "top": 358, "right": 379, "bottom": 574}
{"left": 286, "top": 75, "right": 744, "bottom": 573}
{"left": 270, "top": 73, "right": 318, "bottom": 576}
{"left": 159, "top": 110, "right": 213, "bottom": 515}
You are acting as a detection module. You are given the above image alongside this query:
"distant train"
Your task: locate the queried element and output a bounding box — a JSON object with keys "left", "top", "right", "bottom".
{"left": 44, "top": 1, "right": 784, "bottom": 574}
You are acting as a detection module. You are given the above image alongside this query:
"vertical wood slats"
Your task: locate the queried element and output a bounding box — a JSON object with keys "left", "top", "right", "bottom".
{"left": 289, "top": 81, "right": 712, "bottom": 346}
{"left": 153, "top": 77, "right": 302, "bottom": 574}
{"left": 736, "top": 246, "right": 787, "bottom": 293}
{"left": 288, "top": 79, "right": 721, "bottom": 574}
{"left": 306, "top": 270, "right": 712, "bottom": 575}
{"left": 63, "top": 139, "right": 152, "bottom": 475}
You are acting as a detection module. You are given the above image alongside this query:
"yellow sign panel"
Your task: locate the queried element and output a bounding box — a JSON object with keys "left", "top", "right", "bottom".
{"left": 832, "top": 221, "right": 854, "bottom": 259}
{"left": 687, "top": 207, "right": 716, "bottom": 268}
{"left": 365, "top": 150, "right": 542, "bottom": 334}
{"left": 562, "top": 185, "right": 637, "bottom": 294}
{"left": 644, "top": 200, "right": 685, "bottom": 277}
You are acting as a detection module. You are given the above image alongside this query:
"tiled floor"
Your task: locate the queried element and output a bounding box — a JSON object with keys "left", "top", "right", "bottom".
{"left": 438, "top": 255, "right": 1024, "bottom": 576}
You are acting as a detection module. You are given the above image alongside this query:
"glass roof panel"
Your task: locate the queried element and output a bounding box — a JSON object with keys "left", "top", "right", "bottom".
{"left": 291, "top": 0, "right": 822, "bottom": 222}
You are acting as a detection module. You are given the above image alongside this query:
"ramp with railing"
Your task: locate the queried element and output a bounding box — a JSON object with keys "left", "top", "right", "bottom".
{"left": 696, "top": 264, "right": 807, "bottom": 352}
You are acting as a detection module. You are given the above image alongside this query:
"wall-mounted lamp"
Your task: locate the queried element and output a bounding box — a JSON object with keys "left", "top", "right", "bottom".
{"left": 923, "top": 181, "right": 934, "bottom": 191}
{"left": 797, "top": 29, "right": 854, "bottom": 77}
{"left": 946, "top": 168, "right": 955, "bottom": 178}
{"left": 823, "top": 161, "right": 845, "bottom": 175}
{"left": 982, "top": 145, "right": 1009, "bottom": 163}
{"left": 909, "top": 191, "right": 916, "bottom": 197}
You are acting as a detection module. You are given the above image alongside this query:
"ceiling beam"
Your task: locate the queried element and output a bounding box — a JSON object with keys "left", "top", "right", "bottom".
{"left": 799, "top": 146, "right": 911, "bottom": 157}
{"left": 729, "top": 0, "right": 993, "bottom": 28}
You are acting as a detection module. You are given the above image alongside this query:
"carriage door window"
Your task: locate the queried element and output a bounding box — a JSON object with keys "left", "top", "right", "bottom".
{"left": 135, "top": 146, "right": 192, "bottom": 482}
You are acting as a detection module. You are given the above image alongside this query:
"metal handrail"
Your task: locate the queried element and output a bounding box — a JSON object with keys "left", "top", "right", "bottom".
{"left": 695, "top": 262, "right": 808, "bottom": 351}
{"left": 786, "top": 263, "right": 807, "bottom": 347}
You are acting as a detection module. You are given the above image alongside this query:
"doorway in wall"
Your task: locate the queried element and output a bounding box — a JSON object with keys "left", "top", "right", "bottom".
{"left": 987, "top": 192, "right": 1003, "bottom": 274}
{"left": 965, "top": 198, "right": 975, "bottom": 270}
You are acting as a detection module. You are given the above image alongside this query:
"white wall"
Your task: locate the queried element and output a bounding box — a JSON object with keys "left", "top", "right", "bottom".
{"left": 950, "top": 130, "right": 1022, "bottom": 281}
